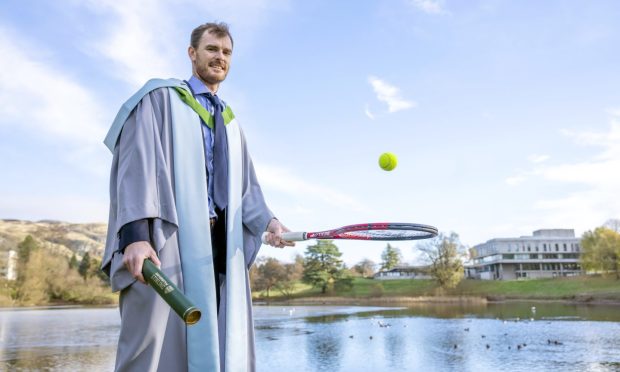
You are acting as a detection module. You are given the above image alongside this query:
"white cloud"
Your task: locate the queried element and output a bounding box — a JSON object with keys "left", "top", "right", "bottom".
{"left": 364, "top": 104, "right": 375, "bottom": 120}
{"left": 528, "top": 154, "right": 550, "bottom": 163}
{"left": 505, "top": 174, "right": 526, "bottom": 186}
{"left": 606, "top": 107, "right": 620, "bottom": 117}
{"left": 408, "top": 0, "right": 446, "bottom": 15}
{"left": 255, "top": 163, "right": 366, "bottom": 212}
{"left": 81, "top": 0, "right": 291, "bottom": 89}
{"left": 368, "top": 76, "right": 416, "bottom": 113}
{"left": 533, "top": 118, "right": 620, "bottom": 232}
{"left": 82, "top": 0, "right": 182, "bottom": 88}
{"left": 0, "top": 27, "right": 107, "bottom": 149}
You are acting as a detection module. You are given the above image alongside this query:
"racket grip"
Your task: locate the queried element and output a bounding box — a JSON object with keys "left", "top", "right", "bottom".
{"left": 261, "top": 231, "right": 306, "bottom": 244}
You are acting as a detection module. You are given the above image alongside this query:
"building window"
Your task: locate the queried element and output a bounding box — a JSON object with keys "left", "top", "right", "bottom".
{"left": 563, "top": 263, "right": 581, "bottom": 271}
{"left": 535, "top": 246, "right": 539, "bottom": 252}
{"left": 503, "top": 254, "right": 514, "bottom": 260}
{"left": 527, "top": 247, "right": 531, "bottom": 252}
{"left": 543, "top": 243, "right": 547, "bottom": 249}
{"left": 555, "top": 244, "right": 559, "bottom": 252}
{"left": 522, "top": 263, "right": 540, "bottom": 270}
{"left": 543, "top": 254, "right": 558, "bottom": 259}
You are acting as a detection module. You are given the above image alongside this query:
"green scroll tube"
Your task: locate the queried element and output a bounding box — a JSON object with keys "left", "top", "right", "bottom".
{"left": 142, "top": 259, "right": 202, "bottom": 325}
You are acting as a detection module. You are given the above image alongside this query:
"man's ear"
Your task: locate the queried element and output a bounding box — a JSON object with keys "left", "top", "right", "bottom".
{"left": 187, "top": 46, "right": 196, "bottom": 63}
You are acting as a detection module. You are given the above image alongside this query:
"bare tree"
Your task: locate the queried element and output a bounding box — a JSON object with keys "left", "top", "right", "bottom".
{"left": 603, "top": 219, "right": 620, "bottom": 233}
{"left": 419, "top": 232, "right": 465, "bottom": 289}
{"left": 353, "top": 258, "right": 376, "bottom": 278}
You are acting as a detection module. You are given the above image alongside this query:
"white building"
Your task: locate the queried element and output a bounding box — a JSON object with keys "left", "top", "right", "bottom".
{"left": 7, "top": 250, "right": 17, "bottom": 281}
{"left": 1, "top": 249, "right": 18, "bottom": 281}
{"left": 467, "top": 229, "right": 582, "bottom": 280}
{"left": 374, "top": 265, "right": 432, "bottom": 280}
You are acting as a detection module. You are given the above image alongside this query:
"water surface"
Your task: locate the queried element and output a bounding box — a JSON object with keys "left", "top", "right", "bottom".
{"left": 1, "top": 302, "right": 619, "bottom": 371}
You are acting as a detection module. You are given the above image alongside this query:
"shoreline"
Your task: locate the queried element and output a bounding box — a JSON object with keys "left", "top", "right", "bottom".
{"left": 254, "top": 295, "right": 620, "bottom": 307}
{"left": 3, "top": 295, "right": 620, "bottom": 309}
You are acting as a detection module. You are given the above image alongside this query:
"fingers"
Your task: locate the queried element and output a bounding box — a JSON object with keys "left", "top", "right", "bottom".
{"left": 264, "top": 231, "right": 295, "bottom": 248}
{"left": 123, "top": 241, "right": 157, "bottom": 284}
{"left": 264, "top": 219, "right": 295, "bottom": 248}
{"left": 134, "top": 260, "right": 146, "bottom": 284}
{"left": 149, "top": 250, "right": 162, "bottom": 268}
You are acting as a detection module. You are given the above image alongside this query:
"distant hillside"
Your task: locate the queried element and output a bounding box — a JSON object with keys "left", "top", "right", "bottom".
{"left": 0, "top": 219, "right": 107, "bottom": 259}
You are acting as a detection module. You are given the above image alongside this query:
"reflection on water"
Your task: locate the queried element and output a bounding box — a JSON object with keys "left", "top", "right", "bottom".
{"left": 1, "top": 303, "right": 620, "bottom": 371}
{"left": 0, "top": 307, "right": 118, "bottom": 371}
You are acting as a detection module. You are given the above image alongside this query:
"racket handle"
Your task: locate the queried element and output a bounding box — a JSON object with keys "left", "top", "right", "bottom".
{"left": 261, "top": 231, "right": 306, "bottom": 244}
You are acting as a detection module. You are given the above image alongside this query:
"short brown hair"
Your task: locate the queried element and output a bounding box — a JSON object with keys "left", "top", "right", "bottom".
{"left": 190, "top": 22, "right": 233, "bottom": 49}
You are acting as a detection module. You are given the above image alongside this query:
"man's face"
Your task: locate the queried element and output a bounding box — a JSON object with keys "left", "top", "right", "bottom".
{"left": 189, "top": 30, "right": 233, "bottom": 89}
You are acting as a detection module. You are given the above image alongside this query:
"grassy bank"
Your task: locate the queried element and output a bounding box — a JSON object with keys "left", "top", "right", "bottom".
{"left": 253, "top": 275, "right": 620, "bottom": 304}
{"left": 0, "top": 278, "right": 118, "bottom": 307}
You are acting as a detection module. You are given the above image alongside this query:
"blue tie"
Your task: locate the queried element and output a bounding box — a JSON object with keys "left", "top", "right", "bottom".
{"left": 206, "top": 94, "right": 228, "bottom": 210}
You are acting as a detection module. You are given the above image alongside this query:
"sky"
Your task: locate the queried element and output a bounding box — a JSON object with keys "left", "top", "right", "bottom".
{"left": 1, "top": 0, "right": 619, "bottom": 267}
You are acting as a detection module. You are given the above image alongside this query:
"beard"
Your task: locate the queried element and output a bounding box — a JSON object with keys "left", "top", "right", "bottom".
{"left": 195, "top": 62, "right": 228, "bottom": 87}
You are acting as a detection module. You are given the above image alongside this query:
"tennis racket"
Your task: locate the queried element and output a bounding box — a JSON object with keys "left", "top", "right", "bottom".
{"left": 261, "top": 222, "right": 438, "bottom": 243}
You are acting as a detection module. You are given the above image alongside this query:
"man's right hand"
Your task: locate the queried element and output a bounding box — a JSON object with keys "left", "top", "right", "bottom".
{"left": 123, "top": 241, "right": 161, "bottom": 284}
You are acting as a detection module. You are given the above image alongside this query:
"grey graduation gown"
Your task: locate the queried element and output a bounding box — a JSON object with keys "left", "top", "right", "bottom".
{"left": 102, "top": 80, "right": 273, "bottom": 372}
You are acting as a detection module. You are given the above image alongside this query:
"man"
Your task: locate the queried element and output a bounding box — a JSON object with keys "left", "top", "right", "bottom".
{"left": 101, "top": 22, "right": 293, "bottom": 372}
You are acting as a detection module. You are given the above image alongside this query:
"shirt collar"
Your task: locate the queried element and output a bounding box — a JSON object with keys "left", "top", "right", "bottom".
{"left": 187, "top": 75, "right": 215, "bottom": 97}
{"left": 187, "top": 75, "right": 227, "bottom": 109}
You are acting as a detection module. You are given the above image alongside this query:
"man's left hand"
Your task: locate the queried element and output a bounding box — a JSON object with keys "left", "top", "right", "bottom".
{"left": 264, "top": 218, "right": 295, "bottom": 248}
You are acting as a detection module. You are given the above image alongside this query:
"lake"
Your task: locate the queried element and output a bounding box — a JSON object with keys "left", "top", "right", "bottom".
{"left": 1, "top": 302, "right": 620, "bottom": 371}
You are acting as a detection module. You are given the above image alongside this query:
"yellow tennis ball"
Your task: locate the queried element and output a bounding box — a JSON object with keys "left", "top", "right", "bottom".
{"left": 379, "top": 152, "right": 397, "bottom": 171}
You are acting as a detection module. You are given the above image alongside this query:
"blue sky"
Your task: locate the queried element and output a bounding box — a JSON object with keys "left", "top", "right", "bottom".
{"left": 1, "top": 0, "right": 619, "bottom": 266}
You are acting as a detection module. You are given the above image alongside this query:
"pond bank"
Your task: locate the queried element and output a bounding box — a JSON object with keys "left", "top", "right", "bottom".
{"left": 258, "top": 295, "right": 620, "bottom": 307}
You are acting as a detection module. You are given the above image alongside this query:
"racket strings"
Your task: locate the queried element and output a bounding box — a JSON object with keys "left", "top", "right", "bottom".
{"left": 341, "top": 229, "right": 435, "bottom": 240}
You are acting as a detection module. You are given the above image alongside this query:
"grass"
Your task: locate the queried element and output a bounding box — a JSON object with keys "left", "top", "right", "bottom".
{"left": 252, "top": 275, "right": 620, "bottom": 303}
{"left": 452, "top": 275, "right": 620, "bottom": 300}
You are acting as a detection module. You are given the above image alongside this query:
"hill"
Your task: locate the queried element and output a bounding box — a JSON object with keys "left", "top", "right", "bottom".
{"left": 0, "top": 219, "right": 114, "bottom": 307}
{"left": 0, "top": 219, "right": 107, "bottom": 259}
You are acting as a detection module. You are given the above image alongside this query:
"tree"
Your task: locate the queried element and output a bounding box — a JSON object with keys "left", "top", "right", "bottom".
{"left": 581, "top": 227, "right": 620, "bottom": 279}
{"left": 288, "top": 254, "right": 305, "bottom": 281}
{"left": 302, "top": 240, "right": 345, "bottom": 294}
{"left": 380, "top": 244, "right": 402, "bottom": 270}
{"left": 256, "top": 257, "right": 287, "bottom": 298}
{"left": 249, "top": 257, "right": 262, "bottom": 290}
{"left": 69, "top": 254, "right": 79, "bottom": 269}
{"left": 603, "top": 219, "right": 620, "bottom": 233}
{"left": 420, "top": 232, "right": 464, "bottom": 289}
{"left": 17, "top": 235, "right": 39, "bottom": 265}
{"left": 89, "top": 257, "right": 109, "bottom": 283}
{"left": 277, "top": 255, "right": 305, "bottom": 297}
{"left": 78, "top": 252, "right": 92, "bottom": 280}
{"left": 17, "top": 235, "right": 39, "bottom": 281}
{"left": 353, "top": 258, "right": 376, "bottom": 278}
